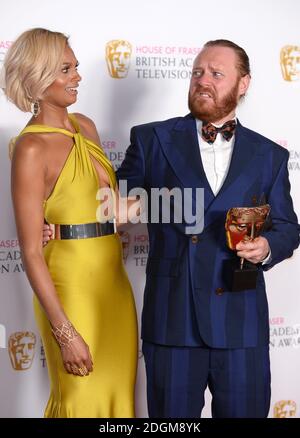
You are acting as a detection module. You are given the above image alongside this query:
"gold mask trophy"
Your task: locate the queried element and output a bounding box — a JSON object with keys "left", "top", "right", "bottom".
{"left": 224, "top": 204, "right": 271, "bottom": 291}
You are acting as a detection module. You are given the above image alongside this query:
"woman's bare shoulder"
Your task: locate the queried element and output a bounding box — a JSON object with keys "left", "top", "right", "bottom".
{"left": 72, "top": 112, "right": 100, "bottom": 144}
{"left": 12, "top": 132, "right": 47, "bottom": 161}
{"left": 73, "top": 112, "right": 96, "bottom": 129}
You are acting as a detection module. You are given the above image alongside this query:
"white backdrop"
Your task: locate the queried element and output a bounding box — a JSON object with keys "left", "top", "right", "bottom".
{"left": 0, "top": 0, "right": 299, "bottom": 418}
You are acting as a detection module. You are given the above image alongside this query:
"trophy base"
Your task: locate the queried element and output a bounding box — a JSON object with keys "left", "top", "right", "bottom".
{"left": 223, "top": 259, "right": 258, "bottom": 292}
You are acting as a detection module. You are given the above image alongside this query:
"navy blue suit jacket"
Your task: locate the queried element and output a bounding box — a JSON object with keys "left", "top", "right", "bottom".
{"left": 116, "top": 114, "right": 299, "bottom": 348}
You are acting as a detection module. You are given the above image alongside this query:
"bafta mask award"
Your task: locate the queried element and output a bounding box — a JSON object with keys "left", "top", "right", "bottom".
{"left": 224, "top": 204, "right": 271, "bottom": 291}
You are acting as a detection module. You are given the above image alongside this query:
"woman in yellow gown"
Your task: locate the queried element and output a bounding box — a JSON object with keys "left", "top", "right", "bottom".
{"left": 5, "top": 28, "right": 137, "bottom": 417}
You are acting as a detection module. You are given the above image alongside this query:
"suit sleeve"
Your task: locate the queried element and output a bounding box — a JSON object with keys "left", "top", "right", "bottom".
{"left": 116, "top": 126, "right": 146, "bottom": 195}
{"left": 262, "top": 152, "right": 300, "bottom": 270}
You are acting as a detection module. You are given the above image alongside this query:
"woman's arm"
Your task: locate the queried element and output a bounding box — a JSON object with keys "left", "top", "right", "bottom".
{"left": 11, "top": 135, "right": 93, "bottom": 376}
{"left": 11, "top": 136, "right": 66, "bottom": 324}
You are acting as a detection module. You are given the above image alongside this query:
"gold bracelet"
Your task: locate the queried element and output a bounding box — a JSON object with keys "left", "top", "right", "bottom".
{"left": 51, "top": 320, "right": 78, "bottom": 348}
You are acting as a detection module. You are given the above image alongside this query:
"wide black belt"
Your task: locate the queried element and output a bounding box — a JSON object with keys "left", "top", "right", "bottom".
{"left": 53, "top": 222, "right": 115, "bottom": 240}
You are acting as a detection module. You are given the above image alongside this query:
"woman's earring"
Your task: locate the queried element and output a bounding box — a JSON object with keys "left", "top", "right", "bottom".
{"left": 30, "top": 100, "right": 40, "bottom": 118}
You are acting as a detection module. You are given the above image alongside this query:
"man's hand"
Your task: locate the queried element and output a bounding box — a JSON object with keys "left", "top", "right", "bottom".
{"left": 43, "top": 223, "right": 53, "bottom": 246}
{"left": 236, "top": 236, "right": 270, "bottom": 264}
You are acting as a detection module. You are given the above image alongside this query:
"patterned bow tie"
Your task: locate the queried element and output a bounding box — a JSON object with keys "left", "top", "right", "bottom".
{"left": 201, "top": 120, "right": 236, "bottom": 144}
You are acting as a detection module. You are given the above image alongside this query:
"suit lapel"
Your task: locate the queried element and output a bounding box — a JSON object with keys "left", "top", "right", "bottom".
{"left": 155, "top": 114, "right": 215, "bottom": 210}
{"left": 216, "top": 120, "right": 259, "bottom": 197}
{"left": 203, "top": 121, "right": 263, "bottom": 228}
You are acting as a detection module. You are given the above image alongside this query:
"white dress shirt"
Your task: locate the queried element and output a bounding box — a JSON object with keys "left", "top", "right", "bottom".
{"left": 195, "top": 118, "right": 271, "bottom": 264}
{"left": 196, "top": 118, "right": 235, "bottom": 195}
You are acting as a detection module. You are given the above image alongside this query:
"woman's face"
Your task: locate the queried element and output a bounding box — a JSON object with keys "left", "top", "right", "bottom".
{"left": 42, "top": 45, "right": 81, "bottom": 108}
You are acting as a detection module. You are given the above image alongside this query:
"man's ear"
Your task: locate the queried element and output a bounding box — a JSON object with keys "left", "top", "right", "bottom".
{"left": 239, "top": 74, "right": 251, "bottom": 98}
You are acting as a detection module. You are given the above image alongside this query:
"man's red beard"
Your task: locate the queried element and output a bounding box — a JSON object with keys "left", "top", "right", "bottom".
{"left": 188, "top": 80, "right": 240, "bottom": 123}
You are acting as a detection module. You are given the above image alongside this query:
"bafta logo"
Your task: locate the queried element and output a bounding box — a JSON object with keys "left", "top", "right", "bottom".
{"left": 118, "top": 230, "right": 130, "bottom": 263}
{"left": 274, "top": 400, "right": 297, "bottom": 418}
{"left": 8, "top": 331, "right": 36, "bottom": 371}
{"left": 105, "top": 40, "right": 132, "bottom": 78}
{"left": 280, "top": 45, "right": 300, "bottom": 81}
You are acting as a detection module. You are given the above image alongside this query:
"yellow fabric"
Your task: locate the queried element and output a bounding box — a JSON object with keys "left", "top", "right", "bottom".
{"left": 19, "top": 114, "right": 138, "bottom": 418}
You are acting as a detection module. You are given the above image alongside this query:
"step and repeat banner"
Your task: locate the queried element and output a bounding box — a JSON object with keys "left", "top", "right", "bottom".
{"left": 0, "top": 0, "right": 299, "bottom": 418}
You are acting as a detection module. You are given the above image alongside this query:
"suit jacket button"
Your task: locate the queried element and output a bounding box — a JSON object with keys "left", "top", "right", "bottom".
{"left": 215, "top": 287, "right": 224, "bottom": 295}
{"left": 191, "top": 235, "right": 198, "bottom": 244}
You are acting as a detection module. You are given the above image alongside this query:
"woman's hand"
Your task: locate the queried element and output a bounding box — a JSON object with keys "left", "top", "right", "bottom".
{"left": 61, "top": 334, "right": 94, "bottom": 377}
{"left": 52, "top": 320, "right": 93, "bottom": 376}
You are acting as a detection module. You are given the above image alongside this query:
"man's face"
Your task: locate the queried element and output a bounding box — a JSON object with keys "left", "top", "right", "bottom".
{"left": 188, "top": 46, "right": 249, "bottom": 124}
{"left": 110, "top": 44, "right": 131, "bottom": 78}
{"left": 9, "top": 333, "right": 36, "bottom": 370}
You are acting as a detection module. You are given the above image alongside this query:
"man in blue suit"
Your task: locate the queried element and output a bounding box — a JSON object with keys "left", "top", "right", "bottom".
{"left": 117, "top": 40, "right": 299, "bottom": 418}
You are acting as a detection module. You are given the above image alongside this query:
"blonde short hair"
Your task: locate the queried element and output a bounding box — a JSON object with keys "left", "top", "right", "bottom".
{"left": 4, "top": 28, "right": 68, "bottom": 112}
